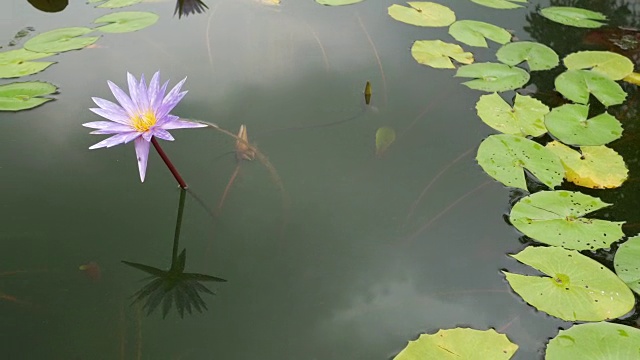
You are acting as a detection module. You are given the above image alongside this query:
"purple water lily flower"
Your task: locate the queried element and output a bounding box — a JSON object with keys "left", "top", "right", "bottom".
{"left": 83, "top": 72, "right": 205, "bottom": 182}
{"left": 174, "top": 0, "right": 208, "bottom": 18}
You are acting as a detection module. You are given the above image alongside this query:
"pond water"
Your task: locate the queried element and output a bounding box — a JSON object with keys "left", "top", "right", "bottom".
{"left": 1, "top": 0, "right": 639, "bottom": 359}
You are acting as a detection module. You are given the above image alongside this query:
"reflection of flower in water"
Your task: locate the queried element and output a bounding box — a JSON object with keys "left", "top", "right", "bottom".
{"left": 174, "top": 0, "right": 209, "bottom": 18}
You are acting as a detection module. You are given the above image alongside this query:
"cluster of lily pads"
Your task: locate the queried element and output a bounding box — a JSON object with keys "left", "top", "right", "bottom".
{"left": 0, "top": 0, "right": 158, "bottom": 111}
{"left": 384, "top": 1, "right": 640, "bottom": 359}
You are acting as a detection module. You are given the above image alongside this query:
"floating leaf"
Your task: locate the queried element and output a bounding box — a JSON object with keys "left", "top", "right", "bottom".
{"left": 0, "top": 81, "right": 57, "bottom": 111}
{"left": 614, "top": 235, "right": 640, "bottom": 295}
{"left": 0, "top": 48, "right": 56, "bottom": 78}
{"left": 476, "top": 93, "right": 548, "bottom": 137}
{"left": 509, "top": 190, "right": 624, "bottom": 250}
{"left": 504, "top": 246, "right": 634, "bottom": 321}
{"left": 96, "top": 0, "right": 142, "bottom": 8}
{"left": 555, "top": 69, "right": 626, "bottom": 107}
{"left": 95, "top": 11, "right": 159, "bottom": 33}
{"left": 546, "top": 141, "right": 628, "bottom": 189}
{"left": 476, "top": 134, "right": 563, "bottom": 189}
{"left": 564, "top": 51, "right": 633, "bottom": 80}
{"left": 316, "top": 0, "right": 363, "bottom": 4}
{"left": 375, "top": 126, "right": 396, "bottom": 156}
{"left": 544, "top": 104, "right": 622, "bottom": 146}
{"left": 540, "top": 7, "right": 607, "bottom": 28}
{"left": 455, "top": 63, "right": 530, "bottom": 92}
{"left": 394, "top": 328, "right": 517, "bottom": 360}
{"left": 469, "top": 0, "right": 526, "bottom": 9}
{"left": 411, "top": 40, "right": 473, "bottom": 69}
{"left": 24, "top": 27, "right": 100, "bottom": 53}
{"left": 496, "top": 41, "right": 559, "bottom": 71}
{"left": 547, "top": 323, "right": 640, "bottom": 359}
{"left": 448, "top": 20, "right": 511, "bottom": 47}
{"left": 388, "top": 2, "right": 456, "bottom": 27}
{"left": 623, "top": 71, "right": 640, "bottom": 85}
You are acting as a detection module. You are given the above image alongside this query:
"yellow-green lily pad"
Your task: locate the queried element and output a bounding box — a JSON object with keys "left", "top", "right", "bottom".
{"left": 456, "top": 62, "right": 530, "bottom": 92}
{"left": 564, "top": 51, "right": 633, "bottom": 80}
{"left": 470, "top": 0, "right": 527, "bottom": 9}
{"left": 411, "top": 40, "right": 473, "bottom": 69}
{"left": 375, "top": 126, "right": 396, "bottom": 156}
{"left": 96, "top": 0, "right": 142, "bottom": 8}
{"left": 496, "top": 41, "right": 559, "bottom": 71}
{"left": 555, "top": 69, "right": 627, "bottom": 107}
{"left": 448, "top": 20, "right": 511, "bottom": 48}
{"left": 547, "top": 323, "right": 640, "bottom": 359}
{"left": 476, "top": 93, "right": 548, "bottom": 137}
{"left": 0, "top": 48, "right": 56, "bottom": 78}
{"left": 316, "top": 0, "right": 364, "bottom": 4}
{"left": 540, "top": 7, "right": 607, "bottom": 28}
{"left": 24, "top": 27, "right": 99, "bottom": 53}
{"left": 388, "top": 2, "right": 455, "bottom": 27}
{"left": 613, "top": 235, "right": 640, "bottom": 295}
{"left": 544, "top": 104, "right": 622, "bottom": 146}
{"left": 0, "top": 81, "right": 57, "bottom": 111}
{"left": 95, "top": 11, "right": 159, "bottom": 33}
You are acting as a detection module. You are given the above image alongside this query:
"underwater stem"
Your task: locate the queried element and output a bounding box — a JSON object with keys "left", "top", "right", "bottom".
{"left": 151, "top": 137, "right": 188, "bottom": 189}
{"left": 172, "top": 188, "right": 187, "bottom": 264}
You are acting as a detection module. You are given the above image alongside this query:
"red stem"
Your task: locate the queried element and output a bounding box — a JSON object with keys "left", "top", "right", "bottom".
{"left": 151, "top": 137, "right": 188, "bottom": 189}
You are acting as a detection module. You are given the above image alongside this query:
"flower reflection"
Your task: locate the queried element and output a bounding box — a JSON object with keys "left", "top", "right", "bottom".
{"left": 174, "top": 0, "right": 209, "bottom": 18}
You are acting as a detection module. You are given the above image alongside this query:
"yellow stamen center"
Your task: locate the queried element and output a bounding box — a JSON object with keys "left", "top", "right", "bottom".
{"left": 131, "top": 110, "right": 157, "bottom": 132}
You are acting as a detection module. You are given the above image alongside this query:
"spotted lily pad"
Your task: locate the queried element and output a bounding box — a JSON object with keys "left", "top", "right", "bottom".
{"left": 496, "top": 41, "right": 559, "bottom": 71}
{"left": 504, "top": 246, "right": 634, "bottom": 321}
{"left": 96, "top": 0, "right": 142, "bottom": 8}
{"left": 470, "top": 0, "right": 526, "bottom": 9}
{"left": 555, "top": 69, "right": 627, "bottom": 107}
{"left": 476, "top": 93, "right": 548, "bottom": 137}
{"left": 476, "top": 134, "right": 563, "bottom": 189}
{"left": 448, "top": 20, "right": 511, "bottom": 48}
{"left": 95, "top": 11, "right": 159, "bottom": 33}
{"left": 411, "top": 40, "right": 473, "bottom": 69}
{"left": 546, "top": 323, "right": 640, "bottom": 359}
{"left": 394, "top": 328, "right": 518, "bottom": 360}
{"left": 388, "top": 2, "right": 456, "bottom": 27}
{"left": 546, "top": 142, "right": 628, "bottom": 189}
{"left": 375, "top": 127, "right": 396, "bottom": 156}
{"left": 24, "top": 27, "right": 100, "bottom": 53}
{"left": 0, "top": 81, "right": 57, "bottom": 111}
{"left": 564, "top": 51, "right": 633, "bottom": 80}
{"left": 613, "top": 235, "right": 640, "bottom": 295}
{"left": 540, "top": 7, "right": 607, "bottom": 28}
{"left": 544, "top": 104, "right": 622, "bottom": 146}
{"left": 455, "top": 63, "right": 530, "bottom": 92}
{"left": 316, "top": 0, "right": 364, "bottom": 4}
{"left": 509, "top": 190, "right": 625, "bottom": 250}
{"left": 0, "top": 48, "right": 56, "bottom": 78}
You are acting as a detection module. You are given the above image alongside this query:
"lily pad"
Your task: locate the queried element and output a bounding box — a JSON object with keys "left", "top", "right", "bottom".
{"left": 623, "top": 71, "right": 640, "bottom": 85}
{"left": 504, "top": 246, "right": 634, "bottom": 321}
{"left": 0, "top": 48, "right": 56, "bottom": 78}
{"left": 394, "top": 328, "right": 518, "bottom": 360}
{"left": 555, "top": 69, "right": 627, "bottom": 107}
{"left": 411, "top": 40, "right": 474, "bottom": 69}
{"left": 24, "top": 27, "right": 99, "bottom": 53}
{"left": 0, "top": 81, "right": 57, "bottom": 111}
{"left": 388, "top": 2, "right": 456, "bottom": 27}
{"left": 96, "top": 0, "right": 142, "bottom": 8}
{"left": 95, "top": 12, "right": 159, "bottom": 33}
{"left": 540, "top": 7, "right": 607, "bottom": 28}
{"left": 455, "top": 63, "right": 530, "bottom": 92}
{"left": 375, "top": 126, "right": 396, "bottom": 156}
{"left": 496, "top": 41, "right": 559, "bottom": 71}
{"left": 469, "top": 0, "right": 526, "bottom": 9}
{"left": 544, "top": 104, "right": 622, "bottom": 146}
{"left": 613, "top": 235, "right": 640, "bottom": 295}
{"left": 509, "top": 190, "right": 625, "bottom": 250}
{"left": 448, "top": 20, "right": 511, "bottom": 48}
{"left": 546, "top": 142, "right": 628, "bottom": 189}
{"left": 546, "top": 323, "right": 640, "bottom": 359}
{"left": 564, "top": 51, "right": 633, "bottom": 80}
{"left": 476, "top": 93, "right": 548, "bottom": 137}
{"left": 316, "top": 0, "right": 364, "bottom": 4}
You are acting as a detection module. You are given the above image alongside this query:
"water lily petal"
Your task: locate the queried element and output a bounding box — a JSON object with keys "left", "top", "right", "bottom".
{"left": 148, "top": 72, "right": 161, "bottom": 110}
{"left": 152, "top": 127, "right": 175, "bottom": 141}
{"left": 83, "top": 121, "right": 124, "bottom": 129}
{"left": 108, "top": 80, "right": 137, "bottom": 117}
{"left": 91, "top": 98, "right": 131, "bottom": 125}
{"left": 137, "top": 73, "right": 150, "bottom": 110}
{"left": 127, "top": 72, "right": 142, "bottom": 113}
{"left": 157, "top": 77, "right": 187, "bottom": 118}
{"left": 161, "top": 116, "right": 207, "bottom": 129}
{"left": 89, "top": 132, "right": 139, "bottom": 149}
{"left": 134, "top": 137, "right": 151, "bottom": 182}
{"left": 142, "top": 131, "right": 153, "bottom": 141}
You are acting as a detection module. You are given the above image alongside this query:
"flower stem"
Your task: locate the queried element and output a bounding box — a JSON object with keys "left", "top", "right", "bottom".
{"left": 151, "top": 137, "right": 188, "bottom": 189}
{"left": 172, "top": 188, "right": 187, "bottom": 265}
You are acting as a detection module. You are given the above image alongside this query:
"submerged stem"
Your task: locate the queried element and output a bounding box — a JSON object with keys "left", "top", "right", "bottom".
{"left": 172, "top": 188, "right": 187, "bottom": 265}
{"left": 151, "top": 137, "right": 188, "bottom": 189}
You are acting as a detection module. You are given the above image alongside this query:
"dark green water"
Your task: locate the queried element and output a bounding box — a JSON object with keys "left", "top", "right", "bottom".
{"left": 1, "top": 0, "right": 639, "bottom": 358}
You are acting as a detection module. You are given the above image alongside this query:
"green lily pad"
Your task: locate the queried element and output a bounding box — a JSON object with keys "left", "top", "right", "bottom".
{"left": 455, "top": 63, "right": 530, "bottom": 92}
{"left": 0, "top": 81, "right": 57, "bottom": 111}
{"left": 496, "top": 41, "right": 559, "bottom": 71}
{"left": 95, "top": 12, "right": 159, "bottom": 33}
{"left": 546, "top": 323, "right": 640, "bottom": 359}
{"left": 24, "top": 27, "right": 100, "bottom": 53}
{"left": 0, "top": 48, "right": 56, "bottom": 78}
{"left": 96, "top": 0, "right": 142, "bottom": 8}
{"left": 476, "top": 134, "right": 563, "bottom": 190}
{"left": 546, "top": 141, "right": 628, "bottom": 189}
{"left": 544, "top": 104, "right": 622, "bottom": 146}
{"left": 469, "top": 0, "right": 526, "bottom": 9}
{"left": 376, "top": 127, "right": 396, "bottom": 156}
{"left": 555, "top": 69, "right": 627, "bottom": 107}
{"left": 448, "top": 20, "right": 511, "bottom": 48}
{"left": 509, "top": 190, "right": 625, "bottom": 250}
{"left": 504, "top": 246, "right": 634, "bottom": 321}
{"left": 540, "top": 7, "right": 607, "bottom": 28}
{"left": 394, "top": 328, "right": 518, "bottom": 360}
{"left": 476, "top": 93, "right": 548, "bottom": 137}
{"left": 564, "top": 51, "right": 633, "bottom": 80}
{"left": 411, "top": 40, "right": 474, "bottom": 69}
{"left": 388, "top": 2, "right": 456, "bottom": 27}
{"left": 315, "top": 0, "right": 364, "bottom": 4}
{"left": 613, "top": 235, "right": 640, "bottom": 295}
